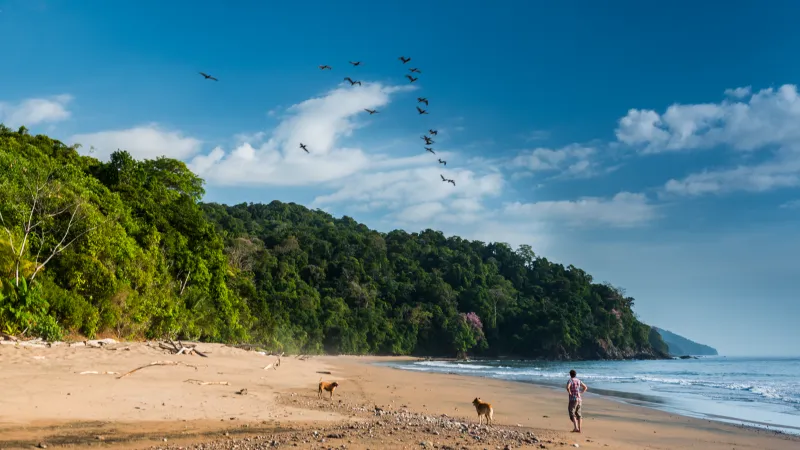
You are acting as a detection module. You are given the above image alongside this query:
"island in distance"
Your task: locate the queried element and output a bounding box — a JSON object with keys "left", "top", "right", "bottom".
{"left": 653, "top": 327, "right": 719, "bottom": 357}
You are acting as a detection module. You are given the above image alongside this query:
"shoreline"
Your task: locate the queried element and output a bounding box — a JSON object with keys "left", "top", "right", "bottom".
{"left": 324, "top": 356, "right": 800, "bottom": 449}
{"left": 379, "top": 357, "right": 800, "bottom": 437}
{"left": 0, "top": 344, "right": 798, "bottom": 449}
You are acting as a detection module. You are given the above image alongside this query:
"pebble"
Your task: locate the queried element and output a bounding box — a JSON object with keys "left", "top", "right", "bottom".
{"left": 144, "top": 395, "right": 546, "bottom": 450}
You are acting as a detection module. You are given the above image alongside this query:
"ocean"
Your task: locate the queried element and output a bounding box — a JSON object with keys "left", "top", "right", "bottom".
{"left": 382, "top": 356, "right": 800, "bottom": 435}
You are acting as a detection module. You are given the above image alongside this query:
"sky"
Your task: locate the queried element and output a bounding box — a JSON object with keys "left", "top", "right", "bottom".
{"left": 1, "top": 0, "right": 799, "bottom": 356}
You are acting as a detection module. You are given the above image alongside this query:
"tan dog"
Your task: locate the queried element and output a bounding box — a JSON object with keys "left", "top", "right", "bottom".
{"left": 318, "top": 379, "right": 339, "bottom": 399}
{"left": 472, "top": 397, "right": 494, "bottom": 426}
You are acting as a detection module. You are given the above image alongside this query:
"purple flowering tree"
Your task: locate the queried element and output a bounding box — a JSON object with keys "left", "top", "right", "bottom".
{"left": 461, "top": 312, "right": 485, "bottom": 342}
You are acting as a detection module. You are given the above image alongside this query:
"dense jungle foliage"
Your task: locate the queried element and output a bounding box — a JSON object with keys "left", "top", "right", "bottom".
{"left": 0, "top": 125, "right": 668, "bottom": 359}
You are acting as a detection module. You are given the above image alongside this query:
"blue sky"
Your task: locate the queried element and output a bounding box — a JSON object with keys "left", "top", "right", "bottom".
{"left": 2, "top": 0, "right": 800, "bottom": 356}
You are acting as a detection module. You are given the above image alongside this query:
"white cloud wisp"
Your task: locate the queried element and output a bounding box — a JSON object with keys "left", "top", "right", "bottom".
{"left": 70, "top": 124, "right": 203, "bottom": 161}
{"left": 189, "top": 82, "right": 415, "bottom": 186}
{"left": 0, "top": 94, "right": 73, "bottom": 128}
{"left": 614, "top": 84, "right": 800, "bottom": 197}
{"left": 504, "top": 192, "right": 657, "bottom": 228}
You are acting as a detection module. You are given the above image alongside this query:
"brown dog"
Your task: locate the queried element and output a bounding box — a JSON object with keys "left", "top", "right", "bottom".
{"left": 472, "top": 397, "right": 494, "bottom": 426}
{"left": 318, "top": 379, "right": 339, "bottom": 399}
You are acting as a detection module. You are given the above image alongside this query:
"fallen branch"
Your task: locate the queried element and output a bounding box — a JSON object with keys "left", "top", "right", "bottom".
{"left": 227, "top": 344, "right": 265, "bottom": 352}
{"left": 155, "top": 339, "right": 208, "bottom": 357}
{"left": 79, "top": 370, "right": 119, "bottom": 375}
{"left": 117, "top": 361, "right": 198, "bottom": 379}
{"left": 184, "top": 379, "right": 229, "bottom": 386}
{"left": 263, "top": 355, "right": 281, "bottom": 370}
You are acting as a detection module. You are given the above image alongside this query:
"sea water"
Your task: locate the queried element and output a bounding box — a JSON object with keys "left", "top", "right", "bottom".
{"left": 382, "top": 356, "right": 800, "bottom": 435}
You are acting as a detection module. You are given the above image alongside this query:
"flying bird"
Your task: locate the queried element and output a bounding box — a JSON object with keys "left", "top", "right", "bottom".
{"left": 416, "top": 106, "right": 429, "bottom": 115}
{"left": 199, "top": 72, "right": 218, "bottom": 81}
{"left": 344, "top": 77, "right": 362, "bottom": 86}
{"left": 409, "top": 68, "right": 421, "bottom": 73}
{"left": 438, "top": 158, "right": 446, "bottom": 166}
{"left": 447, "top": 179, "right": 456, "bottom": 186}
{"left": 406, "top": 75, "right": 419, "bottom": 83}
{"left": 417, "top": 97, "right": 429, "bottom": 106}
{"left": 349, "top": 61, "right": 362, "bottom": 66}
{"left": 318, "top": 65, "right": 332, "bottom": 70}
{"left": 421, "top": 135, "right": 434, "bottom": 145}
{"left": 299, "top": 143, "right": 309, "bottom": 153}
{"left": 441, "top": 174, "right": 447, "bottom": 182}
{"left": 399, "top": 56, "right": 411, "bottom": 64}
{"left": 364, "top": 109, "right": 379, "bottom": 115}
{"left": 429, "top": 129, "right": 438, "bottom": 136}
{"left": 425, "top": 147, "right": 435, "bottom": 154}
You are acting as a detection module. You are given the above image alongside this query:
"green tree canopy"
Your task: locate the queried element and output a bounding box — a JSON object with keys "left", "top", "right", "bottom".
{"left": 0, "top": 125, "right": 667, "bottom": 359}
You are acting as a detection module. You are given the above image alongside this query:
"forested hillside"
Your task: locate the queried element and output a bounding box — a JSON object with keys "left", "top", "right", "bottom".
{"left": 0, "top": 126, "right": 668, "bottom": 360}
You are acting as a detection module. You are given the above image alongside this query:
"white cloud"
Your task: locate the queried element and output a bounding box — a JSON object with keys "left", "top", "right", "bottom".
{"left": 512, "top": 144, "right": 601, "bottom": 177}
{"left": 780, "top": 199, "right": 800, "bottom": 209}
{"left": 615, "top": 84, "right": 800, "bottom": 154}
{"left": 612, "top": 84, "right": 800, "bottom": 196}
{"left": 188, "top": 82, "right": 415, "bottom": 186}
{"left": 70, "top": 124, "right": 203, "bottom": 161}
{"left": 313, "top": 164, "right": 504, "bottom": 225}
{"left": 724, "top": 86, "right": 752, "bottom": 99}
{"left": 0, "top": 94, "right": 72, "bottom": 128}
{"left": 523, "top": 129, "right": 550, "bottom": 142}
{"left": 504, "top": 192, "right": 657, "bottom": 228}
{"left": 663, "top": 155, "right": 800, "bottom": 196}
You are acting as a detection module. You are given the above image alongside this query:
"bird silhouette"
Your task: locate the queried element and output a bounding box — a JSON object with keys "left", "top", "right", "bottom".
{"left": 318, "top": 65, "right": 332, "bottom": 70}
{"left": 364, "top": 109, "right": 379, "bottom": 115}
{"left": 422, "top": 135, "right": 434, "bottom": 145}
{"left": 425, "top": 147, "right": 435, "bottom": 154}
{"left": 441, "top": 174, "right": 447, "bottom": 182}
{"left": 409, "top": 68, "right": 421, "bottom": 73}
{"left": 344, "top": 77, "right": 362, "bottom": 86}
{"left": 406, "top": 75, "right": 419, "bottom": 83}
{"left": 299, "top": 143, "right": 309, "bottom": 153}
{"left": 429, "top": 129, "right": 438, "bottom": 136}
{"left": 417, "top": 97, "right": 429, "bottom": 106}
{"left": 349, "top": 61, "right": 361, "bottom": 66}
{"left": 447, "top": 179, "right": 456, "bottom": 186}
{"left": 199, "top": 72, "right": 218, "bottom": 81}
{"left": 399, "top": 56, "right": 411, "bottom": 64}
{"left": 416, "top": 106, "right": 429, "bottom": 115}
{"left": 438, "top": 158, "right": 446, "bottom": 166}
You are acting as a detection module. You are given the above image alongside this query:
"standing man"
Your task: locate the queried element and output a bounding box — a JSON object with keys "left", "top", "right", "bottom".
{"left": 566, "top": 369, "right": 588, "bottom": 433}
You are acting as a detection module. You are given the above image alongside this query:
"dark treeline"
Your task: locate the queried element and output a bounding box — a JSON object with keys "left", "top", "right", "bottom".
{"left": 0, "top": 126, "right": 668, "bottom": 359}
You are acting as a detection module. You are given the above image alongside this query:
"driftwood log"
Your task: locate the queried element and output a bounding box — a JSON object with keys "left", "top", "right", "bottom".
{"left": 184, "top": 379, "right": 229, "bottom": 386}
{"left": 263, "top": 354, "right": 281, "bottom": 370}
{"left": 156, "top": 339, "right": 208, "bottom": 357}
{"left": 117, "top": 361, "right": 198, "bottom": 379}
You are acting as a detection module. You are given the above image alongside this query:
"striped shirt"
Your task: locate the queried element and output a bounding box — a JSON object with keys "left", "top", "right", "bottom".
{"left": 568, "top": 378, "right": 582, "bottom": 402}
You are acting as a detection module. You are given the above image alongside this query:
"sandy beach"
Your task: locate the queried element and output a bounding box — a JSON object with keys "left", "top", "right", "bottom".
{"left": 0, "top": 341, "right": 797, "bottom": 449}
